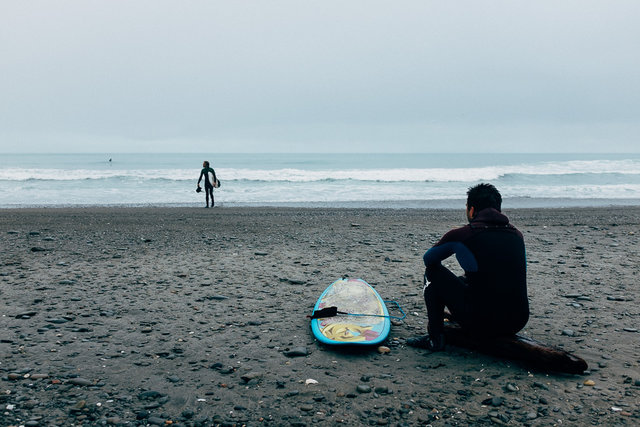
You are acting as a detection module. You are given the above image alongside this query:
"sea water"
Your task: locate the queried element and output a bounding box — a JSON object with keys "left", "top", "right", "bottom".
{"left": 1, "top": 153, "right": 639, "bottom": 208}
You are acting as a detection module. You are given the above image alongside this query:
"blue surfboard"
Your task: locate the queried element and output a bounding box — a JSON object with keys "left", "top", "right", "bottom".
{"left": 311, "top": 278, "right": 391, "bottom": 345}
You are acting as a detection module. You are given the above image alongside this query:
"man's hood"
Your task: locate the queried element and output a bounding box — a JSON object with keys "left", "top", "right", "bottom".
{"left": 471, "top": 208, "right": 510, "bottom": 226}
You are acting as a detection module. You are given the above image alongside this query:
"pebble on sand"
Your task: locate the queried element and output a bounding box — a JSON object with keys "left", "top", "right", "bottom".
{"left": 284, "top": 347, "right": 309, "bottom": 357}
{"left": 68, "top": 378, "right": 94, "bottom": 387}
{"left": 357, "top": 385, "right": 372, "bottom": 393}
{"left": 241, "top": 372, "right": 263, "bottom": 383}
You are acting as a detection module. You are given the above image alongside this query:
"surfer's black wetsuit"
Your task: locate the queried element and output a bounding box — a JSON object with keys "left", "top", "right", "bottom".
{"left": 198, "top": 167, "right": 217, "bottom": 207}
{"left": 423, "top": 208, "right": 529, "bottom": 337}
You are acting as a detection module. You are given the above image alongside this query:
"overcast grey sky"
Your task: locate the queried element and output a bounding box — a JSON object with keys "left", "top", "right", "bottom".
{"left": 1, "top": 1, "right": 639, "bottom": 153}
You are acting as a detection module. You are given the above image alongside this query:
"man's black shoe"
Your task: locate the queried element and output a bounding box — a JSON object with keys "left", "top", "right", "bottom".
{"left": 406, "top": 334, "right": 445, "bottom": 351}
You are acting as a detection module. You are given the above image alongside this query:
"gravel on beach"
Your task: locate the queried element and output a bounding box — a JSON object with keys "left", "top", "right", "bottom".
{"left": 1, "top": 206, "right": 639, "bottom": 426}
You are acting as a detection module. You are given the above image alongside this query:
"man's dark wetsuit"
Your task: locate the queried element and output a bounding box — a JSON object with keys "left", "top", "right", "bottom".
{"left": 199, "top": 167, "right": 217, "bottom": 189}
{"left": 423, "top": 207, "right": 529, "bottom": 338}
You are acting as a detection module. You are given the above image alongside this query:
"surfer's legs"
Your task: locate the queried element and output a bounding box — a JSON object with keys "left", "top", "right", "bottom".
{"left": 205, "top": 186, "right": 214, "bottom": 207}
{"left": 423, "top": 264, "right": 469, "bottom": 337}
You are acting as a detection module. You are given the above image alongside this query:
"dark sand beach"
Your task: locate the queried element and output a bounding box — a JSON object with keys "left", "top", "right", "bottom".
{"left": 1, "top": 206, "right": 639, "bottom": 426}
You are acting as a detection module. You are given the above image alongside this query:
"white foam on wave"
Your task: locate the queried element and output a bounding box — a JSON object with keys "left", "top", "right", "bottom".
{"left": 1, "top": 159, "right": 639, "bottom": 183}
{"left": 0, "top": 168, "right": 194, "bottom": 181}
{"left": 501, "top": 183, "right": 640, "bottom": 199}
{"left": 2, "top": 179, "right": 640, "bottom": 207}
{"left": 216, "top": 159, "right": 640, "bottom": 182}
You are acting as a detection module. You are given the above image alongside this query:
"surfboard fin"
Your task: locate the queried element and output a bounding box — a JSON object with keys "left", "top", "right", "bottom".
{"left": 308, "top": 302, "right": 407, "bottom": 320}
{"left": 308, "top": 306, "right": 340, "bottom": 319}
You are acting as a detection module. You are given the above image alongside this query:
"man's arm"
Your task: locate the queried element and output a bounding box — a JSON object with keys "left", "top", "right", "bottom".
{"left": 197, "top": 169, "right": 204, "bottom": 186}
{"left": 423, "top": 227, "right": 478, "bottom": 272}
{"left": 423, "top": 243, "right": 454, "bottom": 266}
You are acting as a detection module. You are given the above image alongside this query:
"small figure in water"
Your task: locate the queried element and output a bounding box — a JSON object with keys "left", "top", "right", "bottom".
{"left": 197, "top": 160, "right": 218, "bottom": 208}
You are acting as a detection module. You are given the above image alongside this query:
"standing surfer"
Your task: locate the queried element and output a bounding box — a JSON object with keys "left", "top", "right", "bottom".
{"left": 197, "top": 160, "right": 218, "bottom": 208}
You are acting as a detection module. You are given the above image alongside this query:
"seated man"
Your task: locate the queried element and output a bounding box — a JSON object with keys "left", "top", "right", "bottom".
{"left": 408, "top": 183, "right": 529, "bottom": 351}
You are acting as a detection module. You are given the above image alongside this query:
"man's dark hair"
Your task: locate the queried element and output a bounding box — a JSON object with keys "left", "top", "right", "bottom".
{"left": 467, "top": 183, "right": 502, "bottom": 212}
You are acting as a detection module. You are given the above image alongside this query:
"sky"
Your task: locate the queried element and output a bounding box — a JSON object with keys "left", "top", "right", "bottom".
{"left": 1, "top": 1, "right": 639, "bottom": 153}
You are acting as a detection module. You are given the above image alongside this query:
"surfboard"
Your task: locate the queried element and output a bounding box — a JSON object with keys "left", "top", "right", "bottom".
{"left": 310, "top": 278, "right": 391, "bottom": 345}
{"left": 443, "top": 321, "right": 588, "bottom": 374}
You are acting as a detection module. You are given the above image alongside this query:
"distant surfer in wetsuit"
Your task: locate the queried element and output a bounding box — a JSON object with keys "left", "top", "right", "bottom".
{"left": 197, "top": 160, "right": 218, "bottom": 208}
{"left": 407, "top": 183, "right": 529, "bottom": 351}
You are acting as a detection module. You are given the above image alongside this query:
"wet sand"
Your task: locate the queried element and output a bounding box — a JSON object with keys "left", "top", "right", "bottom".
{"left": 1, "top": 206, "right": 639, "bottom": 426}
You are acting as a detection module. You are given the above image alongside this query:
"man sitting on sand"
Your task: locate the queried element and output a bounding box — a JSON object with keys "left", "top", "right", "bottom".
{"left": 408, "top": 183, "right": 529, "bottom": 351}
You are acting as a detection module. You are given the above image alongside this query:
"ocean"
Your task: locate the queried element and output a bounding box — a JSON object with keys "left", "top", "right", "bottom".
{"left": 1, "top": 153, "right": 639, "bottom": 208}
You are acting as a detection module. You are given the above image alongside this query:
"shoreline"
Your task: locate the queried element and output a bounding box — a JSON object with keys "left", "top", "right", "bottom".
{"left": 1, "top": 206, "right": 639, "bottom": 425}
{"left": 2, "top": 196, "right": 640, "bottom": 210}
